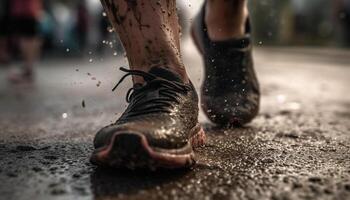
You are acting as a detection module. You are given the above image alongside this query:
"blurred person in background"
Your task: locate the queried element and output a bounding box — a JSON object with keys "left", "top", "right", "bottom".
{"left": 0, "top": 0, "right": 10, "bottom": 63}
{"left": 40, "top": 0, "right": 56, "bottom": 53}
{"left": 76, "top": 1, "right": 90, "bottom": 53}
{"left": 334, "top": 0, "right": 350, "bottom": 46}
{"left": 7, "top": 0, "right": 43, "bottom": 84}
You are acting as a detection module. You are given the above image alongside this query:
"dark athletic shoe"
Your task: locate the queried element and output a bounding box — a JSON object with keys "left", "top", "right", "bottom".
{"left": 90, "top": 67, "right": 205, "bottom": 169}
{"left": 191, "top": 4, "right": 260, "bottom": 126}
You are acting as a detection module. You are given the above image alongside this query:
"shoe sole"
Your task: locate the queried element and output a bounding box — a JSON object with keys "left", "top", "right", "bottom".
{"left": 201, "top": 98, "right": 259, "bottom": 126}
{"left": 90, "top": 124, "right": 205, "bottom": 169}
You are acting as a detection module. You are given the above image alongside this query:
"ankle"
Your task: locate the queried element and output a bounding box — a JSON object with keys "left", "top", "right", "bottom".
{"left": 166, "top": 65, "right": 189, "bottom": 83}
{"left": 205, "top": 0, "right": 249, "bottom": 41}
{"left": 130, "top": 61, "right": 189, "bottom": 84}
{"left": 148, "top": 62, "right": 189, "bottom": 84}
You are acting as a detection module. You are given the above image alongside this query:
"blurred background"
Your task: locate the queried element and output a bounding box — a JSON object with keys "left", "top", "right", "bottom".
{"left": 0, "top": 0, "right": 349, "bottom": 65}
{"left": 0, "top": 0, "right": 349, "bottom": 116}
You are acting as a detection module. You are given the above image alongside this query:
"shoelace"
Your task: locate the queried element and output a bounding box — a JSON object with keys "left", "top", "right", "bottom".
{"left": 112, "top": 67, "right": 191, "bottom": 117}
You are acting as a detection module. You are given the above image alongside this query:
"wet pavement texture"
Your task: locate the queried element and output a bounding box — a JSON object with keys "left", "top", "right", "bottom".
{"left": 0, "top": 45, "right": 350, "bottom": 200}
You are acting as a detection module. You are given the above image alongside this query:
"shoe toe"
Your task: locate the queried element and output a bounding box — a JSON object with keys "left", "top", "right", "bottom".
{"left": 202, "top": 93, "right": 259, "bottom": 126}
{"left": 93, "top": 120, "right": 189, "bottom": 150}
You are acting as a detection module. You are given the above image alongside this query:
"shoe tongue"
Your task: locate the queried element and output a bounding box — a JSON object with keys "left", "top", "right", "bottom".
{"left": 148, "top": 67, "right": 183, "bottom": 83}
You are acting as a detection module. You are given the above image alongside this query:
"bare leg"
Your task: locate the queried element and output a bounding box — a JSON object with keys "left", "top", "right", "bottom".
{"left": 205, "top": 0, "right": 248, "bottom": 40}
{"left": 100, "top": 0, "right": 188, "bottom": 83}
{"left": 20, "top": 37, "right": 41, "bottom": 75}
{"left": 8, "top": 36, "right": 41, "bottom": 83}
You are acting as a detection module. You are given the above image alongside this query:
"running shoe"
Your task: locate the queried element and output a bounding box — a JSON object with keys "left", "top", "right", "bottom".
{"left": 191, "top": 3, "right": 260, "bottom": 126}
{"left": 90, "top": 67, "right": 205, "bottom": 169}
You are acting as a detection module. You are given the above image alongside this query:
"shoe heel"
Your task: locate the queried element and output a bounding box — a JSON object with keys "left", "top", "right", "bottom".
{"left": 191, "top": 127, "right": 206, "bottom": 148}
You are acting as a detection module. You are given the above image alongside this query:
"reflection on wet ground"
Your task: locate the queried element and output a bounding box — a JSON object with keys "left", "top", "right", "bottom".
{"left": 91, "top": 167, "right": 190, "bottom": 198}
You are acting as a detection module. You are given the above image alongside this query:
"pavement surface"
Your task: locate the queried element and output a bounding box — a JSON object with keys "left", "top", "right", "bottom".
{"left": 0, "top": 42, "right": 350, "bottom": 200}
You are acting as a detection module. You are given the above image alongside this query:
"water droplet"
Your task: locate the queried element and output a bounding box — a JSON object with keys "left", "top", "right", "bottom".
{"left": 107, "top": 26, "right": 114, "bottom": 33}
{"left": 62, "top": 113, "right": 68, "bottom": 119}
{"left": 276, "top": 94, "right": 286, "bottom": 103}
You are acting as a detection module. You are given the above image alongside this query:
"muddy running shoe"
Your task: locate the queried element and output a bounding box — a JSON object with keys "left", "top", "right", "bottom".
{"left": 191, "top": 4, "right": 260, "bottom": 126}
{"left": 90, "top": 67, "right": 205, "bottom": 169}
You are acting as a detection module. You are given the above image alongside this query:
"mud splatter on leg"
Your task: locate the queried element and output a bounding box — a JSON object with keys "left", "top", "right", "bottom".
{"left": 100, "top": 0, "right": 188, "bottom": 83}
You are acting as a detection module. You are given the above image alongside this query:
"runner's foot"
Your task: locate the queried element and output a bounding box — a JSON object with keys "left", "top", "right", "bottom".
{"left": 90, "top": 67, "right": 205, "bottom": 169}
{"left": 192, "top": 3, "right": 260, "bottom": 126}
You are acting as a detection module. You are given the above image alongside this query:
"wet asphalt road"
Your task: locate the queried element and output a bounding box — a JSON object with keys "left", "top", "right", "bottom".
{"left": 0, "top": 44, "right": 350, "bottom": 200}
